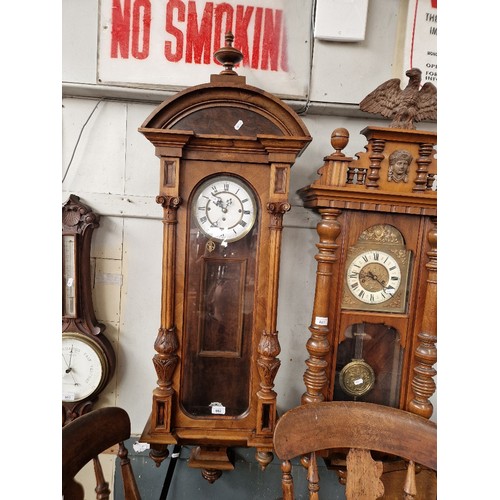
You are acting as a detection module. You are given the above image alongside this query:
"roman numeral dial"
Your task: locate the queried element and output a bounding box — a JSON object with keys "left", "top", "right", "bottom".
{"left": 192, "top": 176, "right": 257, "bottom": 243}
{"left": 346, "top": 250, "right": 402, "bottom": 304}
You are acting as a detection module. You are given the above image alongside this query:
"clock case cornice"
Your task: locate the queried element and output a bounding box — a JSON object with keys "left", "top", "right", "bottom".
{"left": 138, "top": 75, "right": 311, "bottom": 167}
{"left": 298, "top": 126, "right": 437, "bottom": 216}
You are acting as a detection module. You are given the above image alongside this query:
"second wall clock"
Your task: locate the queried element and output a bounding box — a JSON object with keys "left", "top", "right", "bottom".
{"left": 298, "top": 126, "right": 437, "bottom": 415}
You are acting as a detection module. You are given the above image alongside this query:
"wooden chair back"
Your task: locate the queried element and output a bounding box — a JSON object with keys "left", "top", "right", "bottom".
{"left": 273, "top": 401, "right": 436, "bottom": 499}
{"left": 62, "top": 407, "right": 141, "bottom": 500}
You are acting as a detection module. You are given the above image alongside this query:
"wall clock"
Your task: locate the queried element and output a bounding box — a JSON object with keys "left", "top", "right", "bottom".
{"left": 62, "top": 195, "right": 115, "bottom": 425}
{"left": 298, "top": 126, "right": 437, "bottom": 417}
{"left": 138, "top": 33, "right": 311, "bottom": 481}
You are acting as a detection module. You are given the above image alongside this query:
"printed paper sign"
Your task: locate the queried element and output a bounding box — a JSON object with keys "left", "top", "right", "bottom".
{"left": 403, "top": 0, "right": 437, "bottom": 85}
{"left": 98, "top": 0, "right": 310, "bottom": 97}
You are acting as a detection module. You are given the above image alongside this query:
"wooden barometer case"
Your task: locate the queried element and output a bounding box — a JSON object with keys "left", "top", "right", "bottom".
{"left": 139, "top": 34, "right": 311, "bottom": 481}
{"left": 298, "top": 126, "right": 437, "bottom": 418}
{"left": 62, "top": 195, "right": 116, "bottom": 426}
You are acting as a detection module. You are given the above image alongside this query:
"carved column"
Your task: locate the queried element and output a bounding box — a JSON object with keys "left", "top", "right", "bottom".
{"left": 408, "top": 216, "right": 437, "bottom": 418}
{"left": 413, "top": 142, "right": 435, "bottom": 192}
{"left": 365, "top": 138, "right": 385, "bottom": 188}
{"left": 302, "top": 208, "right": 342, "bottom": 404}
{"left": 150, "top": 195, "right": 181, "bottom": 464}
{"left": 255, "top": 201, "right": 290, "bottom": 469}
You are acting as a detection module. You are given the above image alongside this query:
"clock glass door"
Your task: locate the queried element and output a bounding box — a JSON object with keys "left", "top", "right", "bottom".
{"left": 334, "top": 322, "right": 403, "bottom": 407}
{"left": 181, "top": 175, "right": 260, "bottom": 418}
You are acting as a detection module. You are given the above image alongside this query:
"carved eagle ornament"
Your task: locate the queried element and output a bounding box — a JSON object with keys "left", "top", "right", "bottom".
{"left": 359, "top": 68, "right": 437, "bottom": 130}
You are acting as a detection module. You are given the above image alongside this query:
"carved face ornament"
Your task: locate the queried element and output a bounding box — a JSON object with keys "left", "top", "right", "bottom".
{"left": 388, "top": 149, "right": 413, "bottom": 183}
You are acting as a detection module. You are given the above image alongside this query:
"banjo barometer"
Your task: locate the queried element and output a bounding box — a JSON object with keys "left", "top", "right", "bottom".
{"left": 62, "top": 195, "right": 115, "bottom": 425}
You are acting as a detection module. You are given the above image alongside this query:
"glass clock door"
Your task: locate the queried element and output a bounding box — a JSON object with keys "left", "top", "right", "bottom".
{"left": 333, "top": 322, "right": 403, "bottom": 407}
{"left": 180, "top": 177, "right": 260, "bottom": 418}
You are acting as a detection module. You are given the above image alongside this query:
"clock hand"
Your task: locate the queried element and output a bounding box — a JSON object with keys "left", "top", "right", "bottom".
{"left": 366, "top": 271, "right": 395, "bottom": 294}
{"left": 211, "top": 195, "right": 224, "bottom": 207}
{"left": 62, "top": 353, "right": 78, "bottom": 385}
{"left": 68, "top": 344, "right": 74, "bottom": 369}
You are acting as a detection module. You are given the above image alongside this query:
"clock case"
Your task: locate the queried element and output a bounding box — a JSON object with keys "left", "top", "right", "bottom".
{"left": 139, "top": 38, "right": 311, "bottom": 479}
{"left": 62, "top": 195, "right": 116, "bottom": 425}
{"left": 298, "top": 127, "right": 437, "bottom": 418}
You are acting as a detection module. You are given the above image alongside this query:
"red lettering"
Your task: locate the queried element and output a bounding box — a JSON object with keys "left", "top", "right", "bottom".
{"left": 186, "top": 1, "right": 213, "bottom": 64}
{"left": 280, "top": 18, "right": 288, "bottom": 72}
{"left": 131, "top": 0, "right": 151, "bottom": 59}
{"left": 111, "top": 0, "right": 131, "bottom": 58}
{"left": 165, "top": 0, "right": 185, "bottom": 62}
{"left": 251, "top": 7, "right": 263, "bottom": 69}
{"left": 110, "top": 0, "right": 289, "bottom": 72}
{"left": 234, "top": 5, "right": 253, "bottom": 67}
{"left": 261, "top": 8, "right": 282, "bottom": 71}
{"left": 214, "top": 3, "right": 234, "bottom": 63}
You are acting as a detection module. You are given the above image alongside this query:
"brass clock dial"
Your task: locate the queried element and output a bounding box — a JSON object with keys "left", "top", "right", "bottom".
{"left": 192, "top": 176, "right": 257, "bottom": 243}
{"left": 346, "top": 249, "right": 402, "bottom": 304}
{"left": 342, "top": 225, "right": 412, "bottom": 314}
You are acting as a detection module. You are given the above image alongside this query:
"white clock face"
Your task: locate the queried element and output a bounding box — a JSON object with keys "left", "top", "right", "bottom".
{"left": 62, "top": 333, "right": 106, "bottom": 402}
{"left": 192, "top": 176, "right": 257, "bottom": 243}
{"left": 346, "top": 250, "right": 402, "bottom": 304}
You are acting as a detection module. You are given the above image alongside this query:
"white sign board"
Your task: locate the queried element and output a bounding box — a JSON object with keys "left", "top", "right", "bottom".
{"left": 403, "top": 0, "right": 437, "bottom": 85}
{"left": 98, "top": 0, "right": 311, "bottom": 98}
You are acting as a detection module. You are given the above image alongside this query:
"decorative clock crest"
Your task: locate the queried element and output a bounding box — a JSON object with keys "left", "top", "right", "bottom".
{"left": 139, "top": 33, "right": 311, "bottom": 480}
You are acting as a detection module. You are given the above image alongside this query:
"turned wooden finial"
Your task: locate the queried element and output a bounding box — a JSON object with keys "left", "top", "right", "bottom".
{"left": 214, "top": 32, "right": 243, "bottom": 75}
{"left": 330, "top": 128, "right": 349, "bottom": 157}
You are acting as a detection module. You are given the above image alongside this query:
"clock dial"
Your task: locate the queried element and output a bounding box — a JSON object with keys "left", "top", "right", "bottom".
{"left": 192, "top": 176, "right": 257, "bottom": 243}
{"left": 346, "top": 250, "right": 401, "bottom": 304}
{"left": 62, "top": 332, "right": 108, "bottom": 403}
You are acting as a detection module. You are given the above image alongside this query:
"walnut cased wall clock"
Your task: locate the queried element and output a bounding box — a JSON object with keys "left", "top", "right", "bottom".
{"left": 298, "top": 126, "right": 437, "bottom": 417}
{"left": 138, "top": 34, "right": 311, "bottom": 481}
{"left": 62, "top": 195, "right": 115, "bottom": 425}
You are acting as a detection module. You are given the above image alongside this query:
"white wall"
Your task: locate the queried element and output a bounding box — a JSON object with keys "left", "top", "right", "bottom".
{"left": 62, "top": 0, "right": 437, "bottom": 435}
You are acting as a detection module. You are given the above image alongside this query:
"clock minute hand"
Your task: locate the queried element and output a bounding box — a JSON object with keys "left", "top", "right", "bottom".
{"left": 366, "top": 270, "right": 391, "bottom": 291}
